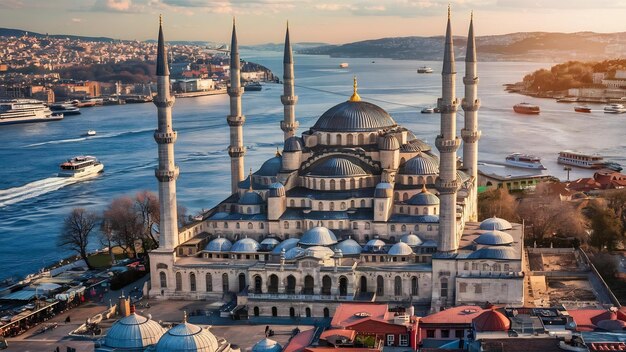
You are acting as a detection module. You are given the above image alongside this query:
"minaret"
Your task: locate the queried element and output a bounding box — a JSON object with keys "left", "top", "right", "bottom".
{"left": 435, "top": 6, "right": 461, "bottom": 253}
{"left": 153, "top": 16, "right": 179, "bottom": 251}
{"left": 227, "top": 18, "right": 246, "bottom": 194}
{"left": 280, "top": 22, "right": 299, "bottom": 140}
{"left": 461, "top": 11, "right": 481, "bottom": 222}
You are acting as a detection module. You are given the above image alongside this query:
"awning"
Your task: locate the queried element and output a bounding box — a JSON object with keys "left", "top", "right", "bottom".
{"left": 0, "top": 290, "right": 37, "bottom": 301}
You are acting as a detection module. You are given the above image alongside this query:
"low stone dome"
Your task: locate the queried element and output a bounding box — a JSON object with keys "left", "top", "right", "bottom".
{"left": 300, "top": 227, "right": 338, "bottom": 246}
{"left": 284, "top": 246, "right": 305, "bottom": 260}
{"left": 284, "top": 137, "right": 304, "bottom": 152}
{"left": 473, "top": 309, "right": 511, "bottom": 332}
{"left": 239, "top": 190, "right": 264, "bottom": 205}
{"left": 230, "top": 237, "right": 260, "bottom": 253}
{"left": 467, "top": 247, "right": 518, "bottom": 260}
{"left": 375, "top": 182, "right": 393, "bottom": 198}
{"left": 252, "top": 338, "right": 283, "bottom": 352}
{"left": 388, "top": 242, "right": 413, "bottom": 255}
{"left": 401, "top": 153, "right": 439, "bottom": 175}
{"left": 205, "top": 237, "right": 232, "bottom": 252}
{"left": 400, "top": 233, "right": 423, "bottom": 246}
{"left": 401, "top": 138, "right": 432, "bottom": 153}
{"left": 407, "top": 187, "right": 439, "bottom": 206}
{"left": 312, "top": 100, "right": 397, "bottom": 132}
{"left": 271, "top": 238, "right": 300, "bottom": 255}
{"left": 104, "top": 313, "right": 165, "bottom": 350}
{"left": 260, "top": 238, "right": 280, "bottom": 250}
{"left": 474, "top": 231, "right": 514, "bottom": 246}
{"left": 255, "top": 155, "right": 282, "bottom": 176}
{"left": 379, "top": 134, "right": 400, "bottom": 150}
{"left": 308, "top": 157, "right": 368, "bottom": 177}
{"left": 304, "top": 246, "right": 335, "bottom": 259}
{"left": 364, "top": 239, "right": 385, "bottom": 251}
{"left": 335, "top": 239, "right": 363, "bottom": 255}
{"left": 268, "top": 182, "right": 286, "bottom": 197}
{"left": 156, "top": 318, "right": 219, "bottom": 352}
{"left": 479, "top": 217, "right": 513, "bottom": 231}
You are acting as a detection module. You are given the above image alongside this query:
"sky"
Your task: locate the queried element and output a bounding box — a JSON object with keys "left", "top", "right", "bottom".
{"left": 0, "top": 0, "right": 625, "bottom": 44}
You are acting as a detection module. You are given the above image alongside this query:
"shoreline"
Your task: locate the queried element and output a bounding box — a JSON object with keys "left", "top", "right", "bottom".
{"left": 503, "top": 83, "right": 625, "bottom": 104}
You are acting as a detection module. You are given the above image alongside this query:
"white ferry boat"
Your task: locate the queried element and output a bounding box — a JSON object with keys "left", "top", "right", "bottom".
{"left": 58, "top": 156, "right": 104, "bottom": 178}
{"left": 604, "top": 104, "right": 626, "bottom": 114}
{"left": 339, "top": 63, "right": 349, "bottom": 69}
{"left": 557, "top": 150, "right": 605, "bottom": 169}
{"left": 50, "top": 102, "right": 81, "bottom": 116}
{"left": 0, "top": 99, "right": 62, "bottom": 125}
{"left": 505, "top": 153, "right": 546, "bottom": 170}
{"left": 417, "top": 66, "right": 433, "bottom": 73}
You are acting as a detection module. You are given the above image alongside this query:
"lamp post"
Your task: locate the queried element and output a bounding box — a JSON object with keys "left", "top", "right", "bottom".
{"left": 563, "top": 166, "right": 572, "bottom": 182}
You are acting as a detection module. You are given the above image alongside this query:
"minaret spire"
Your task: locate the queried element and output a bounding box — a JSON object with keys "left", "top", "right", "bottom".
{"left": 227, "top": 18, "right": 246, "bottom": 194}
{"left": 349, "top": 76, "right": 361, "bottom": 102}
{"left": 461, "top": 11, "right": 481, "bottom": 221}
{"left": 153, "top": 15, "right": 179, "bottom": 251}
{"left": 435, "top": 6, "right": 461, "bottom": 253}
{"left": 280, "top": 21, "right": 299, "bottom": 140}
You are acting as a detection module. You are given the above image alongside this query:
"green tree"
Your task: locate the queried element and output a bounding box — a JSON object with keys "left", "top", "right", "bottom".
{"left": 589, "top": 204, "right": 624, "bottom": 251}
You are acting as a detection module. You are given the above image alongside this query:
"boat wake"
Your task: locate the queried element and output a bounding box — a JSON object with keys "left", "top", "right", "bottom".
{"left": 23, "top": 128, "right": 153, "bottom": 148}
{"left": 0, "top": 177, "right": 80, "bottom": 208}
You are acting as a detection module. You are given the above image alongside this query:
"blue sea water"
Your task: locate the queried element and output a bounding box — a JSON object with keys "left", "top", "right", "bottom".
{"left": 0, "top": 51, "right": 624, "bottom": 280}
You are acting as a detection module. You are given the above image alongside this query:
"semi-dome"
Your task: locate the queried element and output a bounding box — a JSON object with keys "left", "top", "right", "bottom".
{"left": 304, "top": 246, "right": 335, "bottom": 259}
{"left": 467, "top": 246, "right": 518, "bottom": 260}
{"left": 284, "top": 136, "right": 304, "bottom": 152}
{"left": 401, "top": 153, "right": 439, "bottom": 175}
{"left": 300, "top": 227, "right": 338, "bottom": 246}
{"left": 364, "top": 239, "right": 386, "bottom": 251}
{"left": 260, "top": 237, "right": 280, "bottom": 250}
{"left": 255, "top": 155, "right": 282, "bottom": 176}
{"left": 205, "top": 237, "right": 232, "bottom": 252}
{"left": 400, "top": 233, "right": 423, "bottom": 246}
{"left": 308, "top": 157, "right": 368, "bottom": 177}
{"left": 474, "top": 231, "right": 514, "bottom": 246}
{"left": 473, "top": 309, "right": 511, "bottom": 332}
{"left": 284, "top": 246, "right": 305, "bottom": 260}
{"left": 239, "top": 190, "right": 264, "bottom": 205}
{"left": 252, "top": 338, "right": 283, "bottom": 352}
{"left": 155, "top": 318, "right": 219, "bottom": 352}
{"left": 104, "top": 313, "right": 165, "bottom": 350}
{"left": 388, "top": 242, "right": 413, "bottom": 255}
{"left": 271, "top": 238, "right": 300, "bottom": 255}
{"left": 379, "top": 134, "right": 400, "bottom": 150}
{"left": 268, "top": 182, "right": 286, "bottom": 197}
{"left": 335, "top": 239, "right": 363, "bottom": 255}
{"left": 312, "top": 100, "right": 397, "bottom": 132}
{"left": 230, "top": 237, "right": 260, "bottom": 253}
{"left": 375, "top": 182, "right": 393, "bottom": 198}
{"left": 401, "top": 138, "right": 432, "bottom": 153}
{"left": 480, "top": 217, "right": 513, "bottom": 231}
{"left": 407, "top": 187, "right": 440, "bottom": 206}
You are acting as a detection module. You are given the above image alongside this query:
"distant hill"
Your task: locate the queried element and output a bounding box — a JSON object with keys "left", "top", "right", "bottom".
{"left": 300, "top": 32, "right": 626, "bottom": 62}
{"left": 0, "top": 27, "right": 117, "bottom": 43}
{"left": 242, "top": 42, "right": 329, "bottom": 52}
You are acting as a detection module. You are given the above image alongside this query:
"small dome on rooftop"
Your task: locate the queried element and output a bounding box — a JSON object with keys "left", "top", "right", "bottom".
{"left": 155, "top": 316, "right": 219, "bottom": 352}
{"left": 467, "top": 246, "right": 518, "bottom": 260}
{"left": 104, "top": 313, "right": 165, "bottom": 350}
{"left": 252, "top": 338, "right": 283, "bottom": 352}
{"left": 284, "top": 137, "right": 304, "bottom": 152}
{"left": 268, "top": 182, "right": 285, "bottom": 197}
{"left": 255, "top": 155, "right": 282, "bottom": 176}
{"left": 474, "top": 231, "right": 514, "bottom": 246}
{"left": 271, "top": 238, "right": 300, "bottom": 255}
{"left": 379, "top": 134, "right": 400, "bottom": 150}
{"left": 407, "top": 186, "right": 439, "bottom": 206}
{"left": 375, "top": 182, "right": 393, "bottom": 198}
{"left": 239, "top": 190, "right": 264, "bottom": 205}
{"left": 334, "top": 239, "right": 363, "bottom": 255}
{"left": 401, "top": 153, "right": 439, "bottom": 175}
{"left": 473, "top": 309, "right": 511, "bottom": 332}
{"left": 231, "top": 237, "right": 260, "bottom": 253}
{"left": 479, "top": 217, "right": 513, "bottom": 231}
{"left": 205, "top": 237, "right": 232, "bottom": 252}
{"left": 388, "top": 242, "right": 413, "bottom": 255}
{"left": 300, "top": 227, "right": 338, "bottom": 246}
{"left": 400, "top": 233, "right": 423, "bottom": 246}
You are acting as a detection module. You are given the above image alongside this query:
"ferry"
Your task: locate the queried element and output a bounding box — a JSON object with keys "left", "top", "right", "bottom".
{"left": 557, "top": 151, "right": 605, "bottom": 169}
{"left": 505, "top": 153, "right": 546, "bottom": 170}
{"left": 244, "top": 82, "right": 262, "bottom": 92}
{"left": 50, "top": 102, "right": 81, "bottom": 116}
{"left": 0, "top": 99, "right": 62, "bottom": 125}
{"left": 339, "top": 63, "right": 349, "bottom": 69}
{"left": 417, "top": 66, "right": 434, "bottom": 74}
{"left": 58, "top": 156, "right": 104, "bottom": 178}
{"left": 421, "top": 107, "right": 435, "bottom": 114}
{"left": 574, "top": 106, "right": 591, "bottom": 113}
{"left": 604, "top": 104, "right": 626, "bottom": 114}
{"left": 513, "top": 103, "right": 540, "bottom": 115}
{"left": 82, "top": 130, "right": 96, "bottom": 137}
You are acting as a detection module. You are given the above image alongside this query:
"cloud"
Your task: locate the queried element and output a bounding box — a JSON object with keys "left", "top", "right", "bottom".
{"left": 71, "top": 17, "right": 82, "bottom": 22}
{"left": 313, "top": 3, "right": 355, "bottom": 11}
{"left": 92, "top": 0, "right": 139, "bottom": 12}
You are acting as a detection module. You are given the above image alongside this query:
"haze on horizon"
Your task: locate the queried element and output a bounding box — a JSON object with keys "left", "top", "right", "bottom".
{"left": 1, "top": 0, "right": 625, "bottom": 44}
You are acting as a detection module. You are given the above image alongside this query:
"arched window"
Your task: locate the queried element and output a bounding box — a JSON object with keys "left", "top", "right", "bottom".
{"left": 394, "top": 276, "right": 402, "bottom": 296}
{"left": 341, "top": 202, "right": 346, "bottom": 210}
{"left": 347, "top": 134, "right": 354, "bottom": 145}
{"left": 329, "top": 221, "right": 334, "bottom": 229}
{"left": 322, "top": 275, "right": 332, "bottom": 295}
{"left": 224, "top": 222, "right": 228, "bottom": 228}
{"left": 260, "top": 223, "right": 265, "bottom": 229}
{"left": 175, "top": 272, "right": 182, "bottom": 291}
{"left": 304, "top": 275, "right": 314, "bottom": 295}
{"left": 284, "top": 222, "right": 289, "bottom": 229}
{"left": 353, "top": 222, "right": 359, "bottom": 229}
{"left": 360, "top": 276, "right": 368, "bottom": 293}
{"left": 247, "top": 207, "right": 252, "bottom": 214}
{"left": 440, "top": 277, "right": 448, "bottom": 298}
{"left": 189, "top": 273, "right": 196, "bottom": 292}
{"left": 236, "top": 222, "right": 240, "bottom": 229}
{"left": 493, "top": 263, "right": 501, "bottom": 271}
{"left": 330, "top": 179, "right": 336, "bottom": 190}
{"left": 268, "top": 274, "right": 279, "bottom": 293}
{"left": 411, "top": 276, "right": 418, "bottom": 295}
{"left": 403, "top": 193, "right": 409, "bottom": 201}
{"left": 159, "top": 272, "right": 167, "bottom": 288}
{"left": 376, "top": 275, "right": 384, "bottom": 295}
{"left": 248, "top": 222, "right": 253, "bottom": 229}
{"left": 350, "top": 179, "right": 356, "bottom": 189}
{"left": 305, "top": 307, "right": 311, "bottom": 317}
{"left": 408, "top": 176, "right": 414, "bottom": 185}
{"left": 330, "top": 202, "right": 335, "bottom": 211}
{"left": 369, "top": 133, "right": 376, "bottom": 143}
{"left": 351, "top": 200, "right": 355, "bottom": 208}
{"left": 360, "top": 199, "right": 366, "bottom": 207}
{"left": 238, "top": 273, "right": 246, "bottom": 292}
{"left": 459, "top": 282, "right": 467, "bottom": 293}
{"left": 272, "top": 306, "right": 278, "bottom": 317}
{"left": 296, "top": 222, "right": 301, "bottom": 229}
{"left": 318, "top": 202, "right": 324, "bottom": 211}
{"left": 391, "top": 225, "right": 396, "bottom": 232}
{"left": 254, "top": 307, "right": 260, "bottom": 316}
{"left": 320, "top": 179, "right": 326, "bottom": 189}
{"left": 504, "top": 264, "right": 510, "bottom": 271}
{"left": 222, "top": 273, "right": 229, "bottom": 293}
{"left": 399, "top": 206, "right": 404, "bottom": 214}
{"left": 340, "top": 179, "right": 346, "bottom": 190}
{"left": 365, "top": 222, "right": 371, "bottom": 230}
{"left": 254, "top": 275, "right": 262, "bottom": 294}
{"left": 336, "top": 134, "right": 342, "bottom": 145}
{"left": 326, "top": 134, "right": 331, "bottom": 145}
{"left": 324, "top": 307, "right": 330, "bottom": 318}
{"left": 339, "top": 276, "right": 348, "bottom": 296}
{"left": 427, "top": 225, "right": 432, "bottom": 231}
{"left": 463, "top": 262, "right": 469, "bottom": 270}
{"left": 301, "top": 199, "right": 306, "bottom": 207}
{"left": 401, "top": 224, "right": 406, "bottom": 231}
{"left": 290, "top": 307, "right": 295, "bottom": 317}
{"left": 423, "top": 207, "right": 428, "bottom": 215}
{"left": 286, "top": 275, "right": 296, "bottom": 294}
{"left": 206, "top": 273, "right": 213, "bottom": 292}
{"left": 482, "top": 263, "right": 490, "bottom": 271}
{"left": 414, "top": 224, "right": 420, "bottom": 231}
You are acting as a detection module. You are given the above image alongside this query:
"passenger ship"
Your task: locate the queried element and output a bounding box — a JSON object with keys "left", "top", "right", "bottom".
{"left": 58, "top": 156, "right": 104, "bottom": 178}
{"left": 0, "top": 99, "right": 62, "bottom": 125}
{"left": 513, "top": 103, "right": 540, "bottom": 115}
{"left": 557, "top": 151, "right": 605, "bottom": 169}
{"left": 505, "top": 153, "right": 546, "bottom": 169}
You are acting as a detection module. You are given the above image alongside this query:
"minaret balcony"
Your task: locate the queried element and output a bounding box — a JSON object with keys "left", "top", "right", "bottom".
{"left": 154, "top": 131, "right": 177, "bottom": 144}
{"left": 280, "top": 120, "right": 299, "bottom": 132}
{"left": 227, "top": 86, "right": 244, "bottom": 97}
{"left": 155, "top": 167, "right": 180, "bottom": 182}
{"left": 463, "top": 76, "right": 479, "bottom": 85}
{"left": 461, "top": 129, "right": 482, "bottom": 143}
{"left": 461, "top": 98, "right": 481, "bottom": 112}
{"left": 435, "top": 177, "right": 460, "bottom": 194}
{"left": 227, "top": 115, "right": 246, "bottom": 126}
{"left": 228, "top": 146, "right": 247, "bottom": 158}
{"left": 153, "top": 98, "right": 175, "bottom": 108}
{"left": 436, "top": 98, "right": 459, "bottom": 113}
{"left": 435, "top": 136, "right": 461, "bottom": 153}
{"left": 280, "top": 95, "right": 299, "bottom": 105}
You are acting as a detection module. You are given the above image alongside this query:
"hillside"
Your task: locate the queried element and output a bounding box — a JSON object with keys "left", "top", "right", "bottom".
{"left": 0, "top": 27, "right": 117, "bottom": 43}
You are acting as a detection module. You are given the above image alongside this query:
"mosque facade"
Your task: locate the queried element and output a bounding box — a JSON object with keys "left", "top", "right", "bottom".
{"left": 148, "top": 10, "right": 525, "bottom": 317}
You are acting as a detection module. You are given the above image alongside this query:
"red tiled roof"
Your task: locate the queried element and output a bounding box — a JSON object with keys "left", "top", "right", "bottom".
{"left": 473, "top": 309, "right": 511, "bottom": 332}
{"left": 589, "top": 342, "right": 626, "bottom": 351}
{"left": 419, "top": 306, "right": 485, "bottom": 325}
{"left": 284, "top": 328, "right": 316, "bottom": 352}
{"left": 320, "top": 329, "right": 357, "bottom": 341}
{"left": 568, "top": 309, "right": 626, "bottom": 331}
{"left": 331, "top": 304, "right": 389, "bottom": 328}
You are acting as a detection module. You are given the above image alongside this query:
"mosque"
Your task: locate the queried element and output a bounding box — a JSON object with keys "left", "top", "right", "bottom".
{"left": 148, "top": 9, "right": 525, "bottom": 318}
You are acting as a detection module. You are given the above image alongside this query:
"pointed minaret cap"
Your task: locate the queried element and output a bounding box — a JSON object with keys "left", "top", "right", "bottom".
{"left": 230, "top": 17, "right": 239, "bottom": 69}
{"left": 183, "top": 311, "right": 188, "bottom": 323}
{"left": 156, "top": 14, "right": 169, "bottom": 76}
{"left": 442, "top": 4, "right": 455, "bottom": 74}
{"left": 284, "top": 21, "right": 293, "bottom": 64}
{"left": 349, "top": 76, "right": 361, "bottom": 102}
{"left": 465, "top": 11, "right": 477, "bottom": 63}
{"left": 248, "top": 168, "right": 253, "bottom": 191}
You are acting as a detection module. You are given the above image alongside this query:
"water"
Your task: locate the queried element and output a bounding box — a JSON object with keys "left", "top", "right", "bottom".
{"left": 0, "top": 52, "right": 624, "bottom": 281}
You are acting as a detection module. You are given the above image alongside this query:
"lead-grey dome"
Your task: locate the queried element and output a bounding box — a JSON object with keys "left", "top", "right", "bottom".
{"left": 407, "top": 188, "right": 440, "bottom": 206}
{"left": 401, "top": 138, "right": 432, "bottom": 153}
{"left": 400, "top": 233, "right": 423, "bottom": 246}
{"left": 239, "top": 190, "right": 264, "bottom": 205}
{"left": 284, "top": 246, "right": 305, "bottom": 259}
{"left": 155, "top": 320, "right": 219, "bottom": 352}
{"left": 312, "top": 101, "right": 397, "bottom": 132}
{"left": 104, "top": 313, "right": 165, "bottom": 350}
{"left": 300, "top": 226, "right": 338, "bottom": 246}
{"left": 467, "top": 246, "right": 518, "bottom": 260}
{"left": 308, "top": 157, "right": 368, "bottom": 177}
{"left": 334, "top": 239, "right": 363, "bottom": 255}
{"left": 268, "top": 182, "right": 285, "bottom": 197}
{"left": 388, "top": 242, "right": 413, "bottom": 255}
{"left": 474, "top": 231, "right": 514, "bottom": 246}
{"left": 401, "top": 153, "right": 439, "bottom": 175}
{"left": 205, "top": 237, "right": 232, "bottom": 252}
{"left": 271, "top": 238, "right": 300, "bottom": 255}
{"left": 231, "top": 237, "right": 260, "bottom": 253}
{"left": 379, "top": 134, "right": 400, "bottom": 150}
{"left": 284, "top": 137, "right": 304, "bottom": 152}
{"left": 479, "top": 217, "right": 513, "bottom": 231}
{"left": 252, "top": 338, "right": 283, "bottom": 352}
{"left": 375, "top": 182, "right": 393, "bottom": 198}
{"left": 255, "top": 155, "right": 282, "bottom": 176}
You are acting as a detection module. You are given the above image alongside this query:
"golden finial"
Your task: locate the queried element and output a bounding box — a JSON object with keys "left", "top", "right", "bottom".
{"left": 422, "top": 183, "right": 428, "bottom": 193}
{"left": 349, "top": 75, "right": 361, "bottom": 102}
{"left": 159, "top": 14, "right": 163, "bottom": 26}
{"left": 447, "top": 4, "right": 451, "bottom": 19}
{"left": 249, "top": 168, "right": 253, "bottom": 191}
{"left": 275, "top": 147, "right": 281, "bottom": 157}
{"left": 183, "top": 311, "right": 187, "bottom": 323}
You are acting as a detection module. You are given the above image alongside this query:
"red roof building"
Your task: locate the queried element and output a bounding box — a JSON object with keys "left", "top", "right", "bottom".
{"left": 472, "top": 308, "right": 511, "bottom": 332}
{"left": 418, "top": 305, "right": 485, "bottom": 345}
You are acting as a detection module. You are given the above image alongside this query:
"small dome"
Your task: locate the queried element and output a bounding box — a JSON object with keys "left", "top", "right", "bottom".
{"left": 335, "top": 239, "right": 363, "bottom": 255}
{"left": 156, "top": 320, "right": 219, "bottom": 352}
{"left": 474, "top": 231, "right": 514, "bottom": 246}
{"left": 284, "top": 246, "right": 305, "bottom": 260}
{"left": 407, "top": 187, "right": 440, "bottom": 206}
{"left": 308, "top": 157, "right": 368, "bottom": 177}
{"left": 268, "top": 182, "right": 286, "bottom": 197}
{"left": 271, "top": 238, "right": 300, "bottom": 255}
{"left": 104, "top": 313, "right": 165, "bottom": 350}
{"left": 473, "top": 309, "right": 511, "bottom": 332}
{"left": 304, "top": 246, "right": 335, "bottom": 259}
{"left": 400, "top": 233, "right": 423, "bottom": 246}
{"left": 312, "top": 100, "right": 397, "bottom": 132}
{"left": 260, "top": 238, "right": 280, "bottom": 250}
{"left": 467, "top": 247, "right": 518, "bottom": 260}
{"left": 379, "top": 134, "right": 400, "bottom": 150}
{"left": 255, "top": 155, "right": 282, "bottom": 176}
{"left": 252, "top": 338, "right": 283, "bottom": 352}
{"left": 375, "top": 182, "right": 393, "bottom": 198}
{"left": 480, "top": 217, "right": 513, "bottom": 231}
{"left": 597, "top": 319, "right": 626, "bottom": 331}
{"left": 284, "top": 137, "right": 304, "bottom": 152}
{"left": 300, "top": 227, "right": 338, "bottom": 246}
{"left": 401, "top": 153, "right": 439, "bottom": 175}
{"left": 231, "top": 238, "right": 260, "bottom": 253}
{"left": 401, "top": 138, "right": 432, "bottom": 153}
{"left": 239, "top": 190, "right": 264, "bottom": 205}
{"left": 388, "top": 242, "right": 413, "bottom": 255}
{"left": 364, "top": 239, "right": 386, "bottom": 251}
{"left": 205, "top": 237, "right": 232, "bottom": 252}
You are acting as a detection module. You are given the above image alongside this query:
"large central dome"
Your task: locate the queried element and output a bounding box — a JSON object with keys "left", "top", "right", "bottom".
{"left": 312, "top": 100, "right": 397, "bottom": 132}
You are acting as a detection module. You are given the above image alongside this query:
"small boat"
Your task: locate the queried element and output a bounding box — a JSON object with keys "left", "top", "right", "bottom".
{"left": 513, "top": 103, "right": 540, "bottom": 115}
{"left": 82, "top": 130, "right": 96, "bottom": 137}
{"left": 58, "top": 156, "right": 104, "bottom": 178}
{"left": 339, "top": 63, "right": 349, "bottom": 68}
{"left": 421, "top": 107, "right": 435, "bottom": 114}
{"left": 603, "top": 162, "right": 623, "bottom": 172}
{"left": 417, "top": 66, "right": 433, "bottom": 73}
{"left": 505, "top": 153, "right": 546, "bottom": 170}
{"left": 244, "top": 82, "right": 262, "bottom": 92}
{"left": 574, "top": 106, "right": 591, "bottom": 113}
{"left": 604, "top": 103, "right": 626, "bottom": 114}
{"left": 50, "top": 102, "right": 81, "bottom": 116}
{"left": 557, "top": 150, "right": 605, "bottom": 169}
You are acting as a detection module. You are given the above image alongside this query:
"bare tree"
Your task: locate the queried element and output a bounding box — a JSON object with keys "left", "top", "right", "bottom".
{"left": 99, "top": 218, "right": 117, "bottom": 266}
{"left": 103, "top": 196, "right": 142, "bottom": 258}
{"left": 518, "top": 196, "right": 587, "bottom": 246}
{"left": 478, "top": 188, "right": 519, "bottom": 222}
{"left": 58, "top": 208, "right": 98, "bottom": 270}
{"left": 134, "top": 190, "right": 160, "bottom": 250}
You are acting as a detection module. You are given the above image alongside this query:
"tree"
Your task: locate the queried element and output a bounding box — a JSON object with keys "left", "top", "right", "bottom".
{"left": 99, "top": 218, "right": 116, "bottom": 266}
{"left": 103, "top": 196, "right": 142, "bottom": 258}
{"left": 517, "top": 196, "right": 587, "bottom": 246}
{"left": 58, "top": 208, "right": 98, "bottom": 270}
{"left": 478, "top": 188, "right": 518, "bottom": 222}
{"left": 589, "top": 204, "right": 624, "bottom": 251}
{"left": 604, "top": 189, "right": 626, "bottom": 232}
{"left": 134, "top": 191, "right": 160, "bottom": 251}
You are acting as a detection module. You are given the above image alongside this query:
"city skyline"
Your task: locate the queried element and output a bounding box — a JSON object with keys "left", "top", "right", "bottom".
{"left": 1, "top": 0, "right": 625, "bottom": 44}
